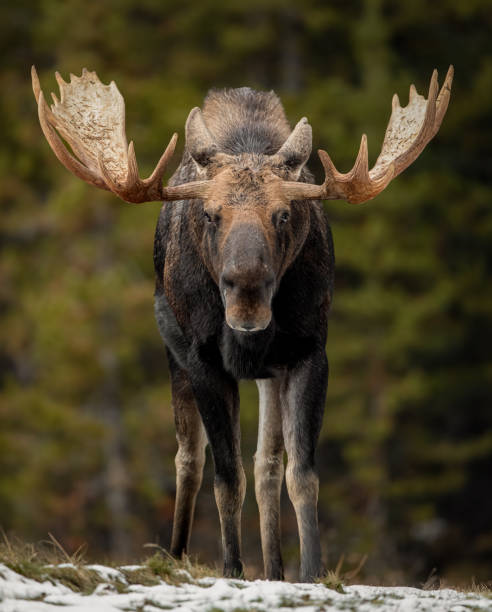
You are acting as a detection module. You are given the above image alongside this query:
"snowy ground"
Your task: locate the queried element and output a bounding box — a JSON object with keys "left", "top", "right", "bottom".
{"left": 1, "top": 562, "right": 491, "bottom": 611}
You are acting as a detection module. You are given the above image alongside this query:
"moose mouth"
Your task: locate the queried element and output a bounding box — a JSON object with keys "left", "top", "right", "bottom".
{"left": 226, "top": 319, "right": 271, "bottom": 333}
{"left": 225, "top": 309, "right": 272, "bottom": 333}
{"left": 224, "top": 294, "right": 272, "bottom": 333}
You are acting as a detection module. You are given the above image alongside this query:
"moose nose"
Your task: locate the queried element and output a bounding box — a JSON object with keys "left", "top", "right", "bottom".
{"left": 220, "top": 268, "right": 274, "bottom": 333}
{"left": 221, "top": 264, "right": 274, "bottom": 293}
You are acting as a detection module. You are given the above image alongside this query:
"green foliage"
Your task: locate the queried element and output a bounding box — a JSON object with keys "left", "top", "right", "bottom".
{"left": 0, "top": 0, "right": 491, "bottom": 586}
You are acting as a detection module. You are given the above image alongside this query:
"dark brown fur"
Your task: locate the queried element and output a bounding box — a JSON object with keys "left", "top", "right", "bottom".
{"left": 154, "top": 86, "right": 334, "bottom": 581}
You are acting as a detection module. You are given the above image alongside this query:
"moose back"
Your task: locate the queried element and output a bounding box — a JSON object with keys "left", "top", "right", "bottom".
{"left": 32, "top": 65, "right": 453, "bottom": 581}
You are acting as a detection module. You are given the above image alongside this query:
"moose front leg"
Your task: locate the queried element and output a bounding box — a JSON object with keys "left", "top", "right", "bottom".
{"left": 255, "top": 378, "right": 285, "bottom": 580}
{"left": 281, "top": 347, "right": 328, "bottom": 582}
{"left": 168, "top": 352, "right": 208, "bottom": 558}
{"left": 189, "top": 355, "right": 246, "bottom": 578}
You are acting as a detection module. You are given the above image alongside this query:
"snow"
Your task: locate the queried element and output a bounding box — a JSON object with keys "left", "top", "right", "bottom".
{"left": 85, "top": 565, "right": 128, "bottom": 583}
{"left": 1, "top": 562, "right": 491, "bottom": 612}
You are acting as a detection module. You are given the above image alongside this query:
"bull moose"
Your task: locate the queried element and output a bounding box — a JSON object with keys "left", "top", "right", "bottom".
{"left": 32, "top": 65, "right": 453, "bottom": 581}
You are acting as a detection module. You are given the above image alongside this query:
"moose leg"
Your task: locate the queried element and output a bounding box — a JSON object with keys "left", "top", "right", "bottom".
{"left": 281, "top": 348, "right": 328, "bottom": 582}
{"left": 168, "top": 352, "right": 208, "bottom": 557}
{"left": 255, "top": 378, "right": 285, "bottom": 580}
{"left": 188, "top": 355, "right": 245, "bottom": 577}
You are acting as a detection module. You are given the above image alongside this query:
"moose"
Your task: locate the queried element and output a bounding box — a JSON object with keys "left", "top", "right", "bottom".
{"left": 32, "top": 65, "right": 453, "bottom": 581}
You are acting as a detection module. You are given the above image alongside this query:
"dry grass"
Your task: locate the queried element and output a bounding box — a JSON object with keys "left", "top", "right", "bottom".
{"left": 317, "top": 553, "right": 368, "bottom": 593}
{"left": 1, "top": 535, "right": 490, "bottom": 599}
{"left": 0, "top": 534, "right": 217, "bottom": 594}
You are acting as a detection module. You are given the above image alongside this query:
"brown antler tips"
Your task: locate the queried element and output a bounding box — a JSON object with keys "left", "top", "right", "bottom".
{"left": 55, "top": 71, "right": 67, "bottom": 90}
{"left": 353, "top": 134, "right": 369, "bottom": 180}
{"left": 445, "top": 65, "right": 454, "bottom": 86}
{"left": 31, "top": 65, "right": 41, "bottom": 103}
{"left": 419, "top": 70, "right": 439, "bottom": 141}
{"left": 438, "top": 66, "right": 454, "bottom": 106}
{"left": 37, "top": 90, "right": 57, "bottom": 134}
{"left": 317, "top": 149, "right": 339, "bottom": 183}
{"left": 409, "top": 84, "right": 417, "bottom": 102}
{"left": 126, "top": 141, "right": 139, "bottom": 187}
{"left": 146, "top": 133, "right": 178, "bottom": 184}
{"left": 392, "top": 93, "right": 400, "bottom": 110}
{"left": 170, "top": 132, "right": 179, "bottom": 149}
{"left": 432, "top": 65, "right": 454, "bottom": 134}
{"left": 428, "top": 69, "right": 439, "bottom": 103}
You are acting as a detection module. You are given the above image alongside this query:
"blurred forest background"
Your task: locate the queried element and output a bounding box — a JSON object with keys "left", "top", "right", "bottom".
{"left": 0, "top": 0, "right": 491, "bottom": 586}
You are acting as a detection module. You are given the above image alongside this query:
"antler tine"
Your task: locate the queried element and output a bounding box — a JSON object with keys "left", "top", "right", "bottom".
{"left": 126, "top": 142, "right": 140, "bottom": 188}
{"left": 352, "top": 134, "right": 369, "bottom": 182}
{"left": 433, "top": 65, "right": 454, "bottom": 136}
{"left": 31, "top": 66, "right": 58, "bottom": 126}
{"left": 418, "top": 69, "right": 439, "bottom": 142}
{"left": 32, "top": 66, "right": 210, "bottom": 204}
{"left": 144, "top": 133, "right": 178, "bottom": 186}
{"left": 282, "top": 66, "right": 453, "bottom": 205}
{"left": 31, "top": 65, "right": 41, "bottom": 103}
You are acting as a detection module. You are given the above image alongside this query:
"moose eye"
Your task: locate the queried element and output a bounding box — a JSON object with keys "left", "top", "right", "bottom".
{"left": 272, "top": 209, "right": 290, "bottom": 228}
{"left": 204, "top": 210, "right": 222, "bottom": 226}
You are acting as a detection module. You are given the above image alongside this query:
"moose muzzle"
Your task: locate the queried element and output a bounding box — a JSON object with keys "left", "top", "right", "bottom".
{"left": 219, "top": 222, "right": 275, "bottom": 333}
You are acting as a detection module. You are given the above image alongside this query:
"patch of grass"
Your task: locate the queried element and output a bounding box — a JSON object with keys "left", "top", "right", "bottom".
{"left": 46, "top": 565, "right": 108, "bottom": 595}
{"left": 0, "top": 533, "right": 122, "bottom": 594}
{"left": 317, "top": 553, "right": 368, "bottom": 594}
{"left": 0, "top": 535, "right": 217, "bottom": 594}
{"left": 142, "top": 544, "right": 219, "bottom": 583}
{"left": 420, "top": 567, "right": 492, "bottom": 597}
{"left": 0, "top": 533, "right": 86, "bottom": 579}
{"left": 319, "top": 570, "right": 345, "bottom": 594}
{"left": 443, "top": 581, "right": 492, "bottom": 597}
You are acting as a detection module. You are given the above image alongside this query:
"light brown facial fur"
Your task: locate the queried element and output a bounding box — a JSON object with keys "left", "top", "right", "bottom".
{"left": 196, "top": 155, "right": 309, "bottom": 332}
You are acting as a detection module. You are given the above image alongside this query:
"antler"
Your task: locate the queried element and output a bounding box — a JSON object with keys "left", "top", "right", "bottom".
{"left": 281, "top": 66, "right": 454, "bottom": 204}
{"left": 32, "top": 66, "right": 209, "bottom": 203}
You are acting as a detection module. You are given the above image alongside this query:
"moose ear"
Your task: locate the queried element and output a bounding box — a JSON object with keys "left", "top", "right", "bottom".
{"left": 185, "top": 107, "right": 220, "bottom": 174}
{"left": 272, "top": 117, "right": 312, "bottom": 180}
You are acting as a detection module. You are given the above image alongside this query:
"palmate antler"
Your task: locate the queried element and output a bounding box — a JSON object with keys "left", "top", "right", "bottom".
{"left": 281, "top": 66, "right": 454, "bottom": 204}
{"left": 31, "top": 66, "right": 209, "bottom": 203}
{"left": 33, "top": 66, "right": 453, "bottom": 206}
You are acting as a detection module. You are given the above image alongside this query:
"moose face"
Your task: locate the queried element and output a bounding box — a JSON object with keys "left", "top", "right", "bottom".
{"left": 199, "top": 159, "right": 307, "bottom": 333}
